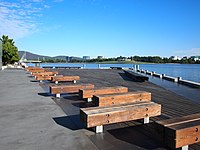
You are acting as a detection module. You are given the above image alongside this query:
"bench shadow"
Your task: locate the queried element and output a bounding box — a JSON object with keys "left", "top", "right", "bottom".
{"left": 62, "top": 94, "right": 79, "bottom": 100}
{"left": 30, "top": 80, "right": 38, "bottom": 82}
{"left": 27, "top": 75, "right": 34, "bottom": 78}
{"left": 38, "top": 92, "right": 53, "bottom": 97}
{"left": 72, "top": 101, "right": 96, "bottom": 108}
{"left": 53, "top": 115, "right": 84, "bottom": 130}
{"left": 107, "top": 123, "right": 165, "bottom": 149}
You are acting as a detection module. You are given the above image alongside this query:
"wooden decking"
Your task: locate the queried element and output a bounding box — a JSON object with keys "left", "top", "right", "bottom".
{"left": 39, "top": 69, "right": 200, "bottom": 150}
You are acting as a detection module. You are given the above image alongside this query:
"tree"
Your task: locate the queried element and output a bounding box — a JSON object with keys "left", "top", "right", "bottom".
{"left": 0, "top": 35, "right": 20, "bottom": 65}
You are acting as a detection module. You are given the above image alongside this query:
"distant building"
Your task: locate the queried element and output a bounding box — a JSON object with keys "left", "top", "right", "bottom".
{"left": 190, "top": 56, "right": 200, "bottom": 61}
{"left": 117, "top": 56, "right": 127, "bottom": 61}
{"left": 66, "top": 56, "right": 72, "bottom": 62}
{"left": 170, "top": 56, "right": 181, "bottom": 60}
{"left": 0, "top": 40, "right": 2, "bottom": 70}
{"left": 182, "top": 56, "right": 188, "bottom": 60}
{"left": 83, "top": 56, "right": 90, "bottom": 60}
{"left": 97, "top": 56, "right": 103, "bottom": 59}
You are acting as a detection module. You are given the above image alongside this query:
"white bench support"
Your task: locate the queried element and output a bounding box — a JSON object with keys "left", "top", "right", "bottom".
{"left": 56, "top": 93, "right": 60, "bottom": 98}
{"left": 54, "top": 74, "right": 57, "bottom": 76}
{"left": 182, "top": 145, "right": 188, "bottom": 150}
{"left": 73, "top": 80, "right": 76, "bottom": 83}
{"left": 87, "top": 98, "right": 92, "bottom": 102}
{"left": 39, "top": 80, "right": 42, "bottom": 82}
{"left": 95, "top": 125, "right": 103, "bottom": 133}
{"left": 144, "top": 117, "right": 149, "bottom": 124}
{"left": 55, "top": 81, "right": 58, "bottom": 84}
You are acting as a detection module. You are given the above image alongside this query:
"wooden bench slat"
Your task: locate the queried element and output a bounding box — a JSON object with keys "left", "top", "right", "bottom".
{"left": 93, "top": 91, "right": 151, "bottom": 107}
{"left": 50, "top": 84, "right": 95, "bottom": 94}
{"left": 80, "top": 102, "right": 161, "bottom": 128}
{"left": 79, "top": 86, "right": 128, "bottom": 99}
{"left": 33, "top": 71, "right": 59, "bottom": 76}
{"left": 156, "top": 113, "right": 200, "bottom": 127}
{"left": 52, "top": 76, "right": 80, "bottom": 82}
{"left": 36, "top": 75, "right": 54, "bottom": 81}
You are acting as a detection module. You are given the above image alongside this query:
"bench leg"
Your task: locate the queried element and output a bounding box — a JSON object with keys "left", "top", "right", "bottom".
{"left": 54, "top": 74, "right": 57, "bottom": 76}
{"left": 87, "top": 98, "right": 92, "bottom": 102}
{"left": 182, "top": 145, "right": 188, "bottom": 150}
{"left": 35, "top": 76, "right": 37, "bottom": 79}
{"left": 56, "top": 93, "right": 60, "bottom": 98}
{"left": 95, "top": 125, "right": 103, "bottom": 133}
{"left": 144, "top": 117, "right": 149, "bottom": 124}
{"left": 73, "top": 80, "right": 76, "bottom": 83}
{"left": 40, "top": 80, "right": 42, "bottom": 82}
{"left": 55, "top": 81, "right": 58, "bottom": 84}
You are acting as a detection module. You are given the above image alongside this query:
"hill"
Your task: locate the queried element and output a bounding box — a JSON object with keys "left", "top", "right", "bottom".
{"left": 18, "top": 51, "right": 82, "bottom": 61}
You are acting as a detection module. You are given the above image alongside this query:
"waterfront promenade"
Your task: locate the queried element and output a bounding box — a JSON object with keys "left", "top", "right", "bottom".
{"left": 0, "top": 68, "right": 200, "bottom": 149}
{"left": 0, "top": 69, "right": 97, "bottom": 150}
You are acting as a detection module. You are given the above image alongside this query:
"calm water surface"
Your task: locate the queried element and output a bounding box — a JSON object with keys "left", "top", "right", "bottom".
{"left": 28, "top": 63, "right": 200, "bottom": 83}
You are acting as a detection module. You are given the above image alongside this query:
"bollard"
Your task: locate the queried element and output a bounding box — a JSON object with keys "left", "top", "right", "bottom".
{"left": 177, "top": 77, "right": 182, "bottom": 82}
{"left": 134, "top": 65, "right": 137, "bottom": 71}
{"left": 137, "top": 65, "right": 140, "bottom": 70}
{"left": 98, "top": 64, "right": 100, "bottom": 69}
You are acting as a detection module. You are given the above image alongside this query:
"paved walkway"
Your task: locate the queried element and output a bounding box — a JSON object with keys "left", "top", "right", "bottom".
{"left": 0, "top": 69, "right": 97, "bottom": 150}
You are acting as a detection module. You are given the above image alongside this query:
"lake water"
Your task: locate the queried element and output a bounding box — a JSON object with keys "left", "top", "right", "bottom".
{"left": 27, "top": 63, "right": 200, "bottom": 83}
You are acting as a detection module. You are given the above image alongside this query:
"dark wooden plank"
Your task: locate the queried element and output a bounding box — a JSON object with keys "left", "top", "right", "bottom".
{"left": 80, "top": 102, "right": 161, "bottom": 128}
{"left": 110, "top": 67, "right": 122, "bottom": 70}
{"left": 93, "top": 91, "right": 151, "bottom": 107}
{"left": 79, "top": 86, "right": 128, "bottom": 99}
{"left": 42, "top": 66, "right": 53, "bottom": 69}
{"left": 124, "top": 70, "right": 149, "bottom": 82}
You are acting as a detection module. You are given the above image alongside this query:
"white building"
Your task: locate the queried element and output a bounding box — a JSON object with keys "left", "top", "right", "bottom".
{"left": 170, "top": 56, "right": 181, "bottom": 60}
{"left": 190, "top": 56, "right": 200, "bottom": 61}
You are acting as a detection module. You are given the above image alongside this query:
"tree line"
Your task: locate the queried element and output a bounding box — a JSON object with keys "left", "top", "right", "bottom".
{"left": 44, "top": 56, "right": 200, "bottom": 64}
{"left": 131, "top": 56, "right": 200, "bottom": 64}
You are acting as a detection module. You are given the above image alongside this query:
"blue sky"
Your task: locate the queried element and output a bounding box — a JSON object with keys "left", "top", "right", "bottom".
{"left": 0, "top": 0, "right": 200, "bottom": 58}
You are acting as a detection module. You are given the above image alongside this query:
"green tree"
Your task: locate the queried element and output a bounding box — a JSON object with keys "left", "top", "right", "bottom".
{"left": 0, "top": 35, "right": 20, "bottom": 65}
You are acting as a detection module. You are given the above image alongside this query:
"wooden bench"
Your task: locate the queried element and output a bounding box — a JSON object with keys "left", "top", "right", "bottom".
{"left": 30, "top": 69, "right": 46, "bottom": 74}
{"left": 124, "top": 70, "right": 149, "bottom": 82}
{"left": 25, "top": 67, "right": 40, "bottom": 71}
{"left": 51, "top": 76, "right": 80, "bottom": 84}
{"left": 93, "top": 91, "right": 151, "bottom": 107}
{"left": 36, "top": 75, "right": 63, "bottom": 82}
{"left": 156, "top": 113, "right": 200, "bottom": 150}
{"left": 36, "top": 75, "right": 54, "bottom": 82}
{"left": 50, "top": 84, "right": 95, "bottom": 98}
{"left": 80, "top": 102, "right": 161, "bottom": 133}
{"left": 32, "top": 71, "right": 59, "bottom": 77}
{"left": 79, "top": 86, "right": 128, "bottom": 102}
